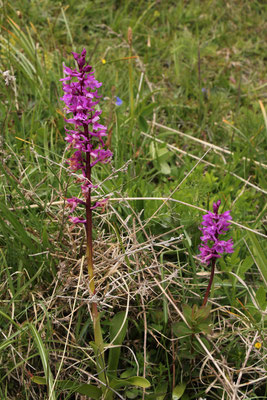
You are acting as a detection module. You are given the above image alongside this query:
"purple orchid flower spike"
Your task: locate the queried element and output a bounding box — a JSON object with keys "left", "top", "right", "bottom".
{"left": 199, "top": 200, "right": 234, "bottom": 306}
{"left": 60, "top": 48, "right": 112, "bottom": 224}
{"left": 199, "top": 200, "right": 233, "bottom": 264}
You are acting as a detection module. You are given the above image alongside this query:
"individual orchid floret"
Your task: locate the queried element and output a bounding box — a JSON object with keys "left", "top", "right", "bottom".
{"left": 69, "top": 216, "right": 87, "bottom": 224}
{"left": 67, "top": 197, "right": 86, "bottom": 213}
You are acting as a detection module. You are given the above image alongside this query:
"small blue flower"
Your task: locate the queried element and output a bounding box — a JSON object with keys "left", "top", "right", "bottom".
{"left": 115, "top": 97, "right": 123, "bottom": 106}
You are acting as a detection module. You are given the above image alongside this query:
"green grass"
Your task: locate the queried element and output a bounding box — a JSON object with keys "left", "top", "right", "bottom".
{"left": 0, "top": 0, "right": 266, "bottom": 399}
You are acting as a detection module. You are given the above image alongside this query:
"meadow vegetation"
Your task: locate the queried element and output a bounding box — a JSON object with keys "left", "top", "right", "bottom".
{"left": 0, "top": 1, "right": 266, "bottom": 399}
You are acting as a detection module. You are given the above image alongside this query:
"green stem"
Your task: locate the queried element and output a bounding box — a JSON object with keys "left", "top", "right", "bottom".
{"left": 128, "top": 28, "right": 134, "bottom": 119}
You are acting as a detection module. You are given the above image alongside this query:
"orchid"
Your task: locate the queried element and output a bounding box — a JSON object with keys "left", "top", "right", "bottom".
{"left": 60, "top": 49, "right": 112, "bottom": 393}
{"left": 199, "top": 200, "right": 233, "bottom": 306}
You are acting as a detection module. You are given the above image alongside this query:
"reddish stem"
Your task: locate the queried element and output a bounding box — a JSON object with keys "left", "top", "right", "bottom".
{"left": 202, "top": 258, "right": 216, "bottom": 307}
{"left": 83, "top": 123, "right": 95, "bottom": 295}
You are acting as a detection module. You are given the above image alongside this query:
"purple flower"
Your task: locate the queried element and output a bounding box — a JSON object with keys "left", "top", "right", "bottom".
{"left": 91, "top": 198, "right": 108, "bottom": 210}
{"left": 69, "top": 216, "right": 86, "bottom": 224}
{"left": 199, "top": 201, "right": 234, "bottom": 264}
{"left": 67, "top": 197, "right": 86, "bottom": 212}
{"left": 115, "top": 97, "right": 123, "bottom": 106}
{"left": 60, "top": 49, "right": 112, "bottom": 224}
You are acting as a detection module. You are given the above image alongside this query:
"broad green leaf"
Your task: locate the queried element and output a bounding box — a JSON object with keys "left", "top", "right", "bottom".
{"left": 108, "top": 311, "right": 128, "bottom": 376}
{"left": 238, "top": 256, "right": 254, "bottom": 279}
{"left": 139, "top": 102, "right": 158, "bottom": 117}
{"left": 125, "top": 389, "right": 139, "bottom": 399}
{"left": 111, "top": 376, "right": 151, "bottom": 389}
{"left": 196, "top": 322, "right": 212, "bottom": 334}
{"left": 138, "top": 115, "right": 148, "bottom": 131}
{"left": 60, "top": 382, "right": 102, "bottom": 398}
{"left": 255, "top": 286, "right": 266, "bottom": 310}
{"left": 160, "top": 161, "right": 171, "bottom": 175}
{"left": 182, "top": 304, "right": 193, "bottom": 324}
{"left": 172, "top": 322, "right": 192, "bottom": 338}
{"left": 157, "top": 146, "right": 170, "bottom": 162}
{"left": 172, "top": 383, "right": 186, "bottom": 399}
{"left": 31, "top": 378, "right": 102, "bottom": 399}
{"left": 31, "top": 376, "right": 47, "bottom": 384}
{"left": 149, "top": 142, "right": 159, "bottom": 160}
{"left": 195, "top": 304, "right": 211, "bottom": 322}
{"left": 120, "top": 369, "right": 135, "bottom": 379}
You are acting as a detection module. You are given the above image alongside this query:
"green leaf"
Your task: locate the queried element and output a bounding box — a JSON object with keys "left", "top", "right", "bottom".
{"left": 196, "top": 322, "right": 212, "bottom": 334}
{"left": 120, "top": 369, "right": 136, "bottom": 379}
{"left": 247, "top": 231, "right": 267, "bottom": 286}
{"left": 111, "top": 376, "right": 151, "bottom": 389}
{"left": 195, "top": 304, "right": 211, "bottom": 321}
{"left": 149, "top": 142, "right": 157, "bottom": 160}
{"left": 29, "top": 324, "right": 56, "bottom": 400}
{"left": 155, "top": 382, "right": 168, "bottom": 400}
{"left": 160, "top": 161, "right": 171, "bottom": 175}
{"left": 157, "top": 146, "right": 170, "bottom": 162}
{"left": 172, "top": 383, "right": 186, "bottom": 399}
{"left": 182, "top": 304, "right": 193, "bottom": 324}
{"left": 31, "top": 378, "right": 102, "bottom": 399}
{"left": 139, "top": 102, "right": 158, "bottom": 117}
{"left": 31, "top": 376, "right": 47, "bottom": 384}
{"left": 108, "top": 311, "right": 128, "bottom": 376}
{"left": 238, "top": 256, "right": 254, "bottom": 279}
{"left": 0, "top": 202, "right": 38, "bottom": 251}
{"left": 138, "top": 115, "right": 148, "bottom": 131}
{"left": 172, "top": 322, "right": 192, "bottom": 338}
{"left": 255, "top": 286, "right": 266, "bottom": 310}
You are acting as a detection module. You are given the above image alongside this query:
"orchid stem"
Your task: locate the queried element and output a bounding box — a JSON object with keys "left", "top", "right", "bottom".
{"left": 202, "top": 258, "right": 216, "bottom": 307}
{"left": 85, "top": 128, "right": 108, "bottom": 395}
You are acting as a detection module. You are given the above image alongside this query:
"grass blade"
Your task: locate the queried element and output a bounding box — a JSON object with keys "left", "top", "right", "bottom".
{"left": 28, "top": 324, "right": 56, "bottom": 400}
{"left": 247, "top": 231, "right": 267, "bottom": 287}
